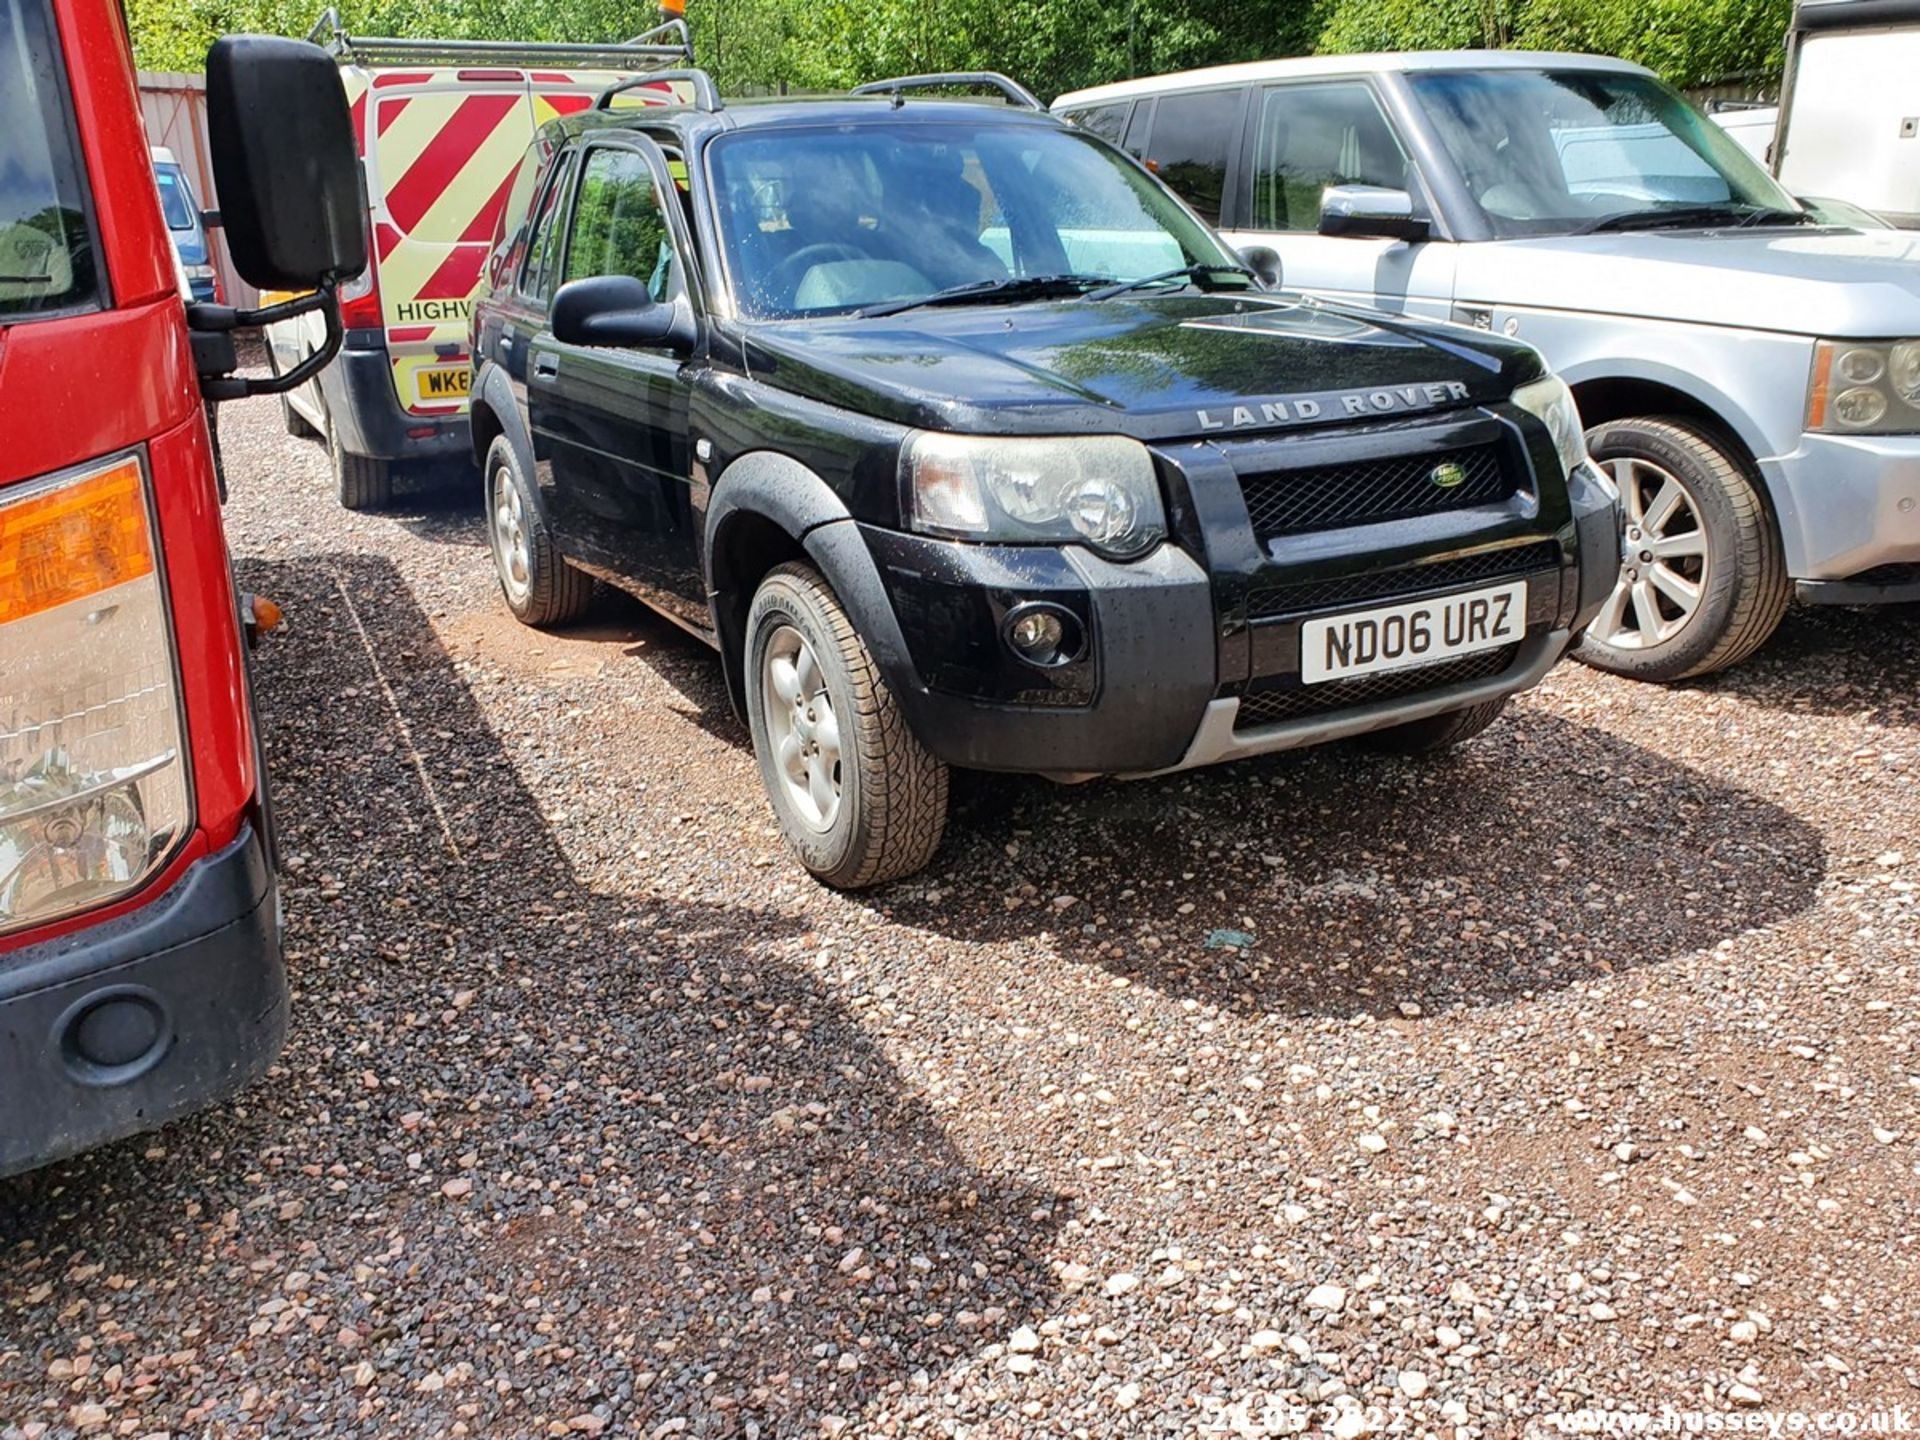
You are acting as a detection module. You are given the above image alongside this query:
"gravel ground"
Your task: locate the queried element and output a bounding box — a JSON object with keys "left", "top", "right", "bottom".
{"left": 4, "top": 378, "right": 1919, "bottom": 1439}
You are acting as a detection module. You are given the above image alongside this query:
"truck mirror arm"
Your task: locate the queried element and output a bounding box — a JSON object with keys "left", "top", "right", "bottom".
{"left": 188, "top": 283, "right": 343, "bottom": 401}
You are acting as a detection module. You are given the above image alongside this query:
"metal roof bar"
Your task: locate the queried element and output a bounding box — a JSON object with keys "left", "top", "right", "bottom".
{"left": 851, "top": 71, "right": 1044, "bottom": 110}
{"left": 596, "top": 68, "right": 723, "bottom": 112}
{"left": 307, "top": 8, "right": 694, "bottom": 70}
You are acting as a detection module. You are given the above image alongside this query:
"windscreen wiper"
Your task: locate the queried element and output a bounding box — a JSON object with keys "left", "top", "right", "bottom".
{"left": 1575, "top": 204, "right": 1755, "bottom": 235}
{"left": 854, "top": 273, "right": 1105, "bottom": 319}
{"left": 1734, "top": 205, "right": 1815, "bottom": 227}
{"left": 1083, "top": 262, "right": 1257, "bottom": 301}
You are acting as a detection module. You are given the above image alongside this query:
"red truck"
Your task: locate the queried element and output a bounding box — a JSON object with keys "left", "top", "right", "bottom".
{"left": 0, "top": 0, "right": 360, "bottom": 1173}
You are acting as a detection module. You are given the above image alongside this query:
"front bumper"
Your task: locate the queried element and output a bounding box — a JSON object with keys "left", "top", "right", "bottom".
{"left": 319, "top": 332, "right": 470, "bottom": 463}
{"left": 1762, "top": 431, "right": 1920, "bottom": 585}
{"left": 0, "top": 822, "right": 285, "bottom": 1179}
{"left": 860, "top": 437, "right": 1616, "bottom": 778}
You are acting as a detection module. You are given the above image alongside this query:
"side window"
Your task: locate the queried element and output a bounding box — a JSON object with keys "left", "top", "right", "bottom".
{"left": 1140, "top": 89, "right": 1244, "bottom": 225}
{"left": 1251, "top": 82, "right": 1412, "bottom": 232}
{"left": 1065, "top": 103, "right": 1128, "bottom": 146}
{"left": 1121, "top": 99, "right": 1154, "bottom": 161}
{"left": 518, "top": 151, "right": 576, "bottom": 303}
{"left": 564, "top": 146, "right": 680, "bottom": 302}
{"left": 490, "top": 138, "right": 552, "bottom": 290}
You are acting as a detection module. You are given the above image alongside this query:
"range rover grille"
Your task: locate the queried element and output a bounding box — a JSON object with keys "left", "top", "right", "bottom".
{"left": 1245, "top": 542, "right": 1561, "bottom": 620}
{"left": 1233, "top": 643, "right": 1520, "bottom": 731}
{"left": 1238, "top": 442, "right": 1515, "bottom": 538}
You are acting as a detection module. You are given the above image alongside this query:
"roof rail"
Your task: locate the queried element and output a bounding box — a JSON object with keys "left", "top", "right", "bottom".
{"left": 850, "top": 71, "right": 1044, "bottom": 110}
{"left": 596, "top": 68, "right": 723, "bottom": 112}
{"left": 306, "top": 7, "right": 695, "bottom": 71}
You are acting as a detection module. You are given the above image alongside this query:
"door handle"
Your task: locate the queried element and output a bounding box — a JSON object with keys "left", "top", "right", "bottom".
{"left": 532, "top": 354, "right": 560, "bottom": 381}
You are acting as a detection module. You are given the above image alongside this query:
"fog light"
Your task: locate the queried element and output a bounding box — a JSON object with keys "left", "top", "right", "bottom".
{"left": 1002, "top": 603, "right": 1083, "bottom": 668}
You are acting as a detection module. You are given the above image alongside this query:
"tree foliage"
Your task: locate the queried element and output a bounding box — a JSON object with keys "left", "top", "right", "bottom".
{"left": 130, "top": 0, "right": 1793, "bottom": 97}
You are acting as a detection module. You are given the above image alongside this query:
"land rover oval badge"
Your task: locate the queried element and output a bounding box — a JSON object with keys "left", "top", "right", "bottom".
{"left": 1430, "top": 460, "right": 1468, "bottom": 490}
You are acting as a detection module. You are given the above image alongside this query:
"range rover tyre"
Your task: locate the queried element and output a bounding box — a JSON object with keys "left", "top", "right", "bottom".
{"left": 330, "top": 416, "right": 394, "bottom": 512}
{"left": 486, "top": 435, "right": 594, "bottom": 627}
{"left": 1361, "top": 697, "right": 1509, "bottom": 755}
{"left": 745, "top": 562, "right": 948, "bottom": 888}
{"left": 1574, "top": 417, "right": 1788, "bottom": 682}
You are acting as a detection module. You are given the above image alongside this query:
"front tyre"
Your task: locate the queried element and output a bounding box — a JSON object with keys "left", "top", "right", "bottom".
{"left": 1574, "top": 417, "right": 1788, "bottom": 681}
{"left": 485, "top": 436, "right": 594, "bottom": 627}
{"left": 745, "top": 563, "right": 948, "bottom": 888}
{"left": 1361, "top": 697, "right": 1508, "bottom": 755}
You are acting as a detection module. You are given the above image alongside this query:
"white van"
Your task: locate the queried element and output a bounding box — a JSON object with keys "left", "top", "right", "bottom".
{"left": 1774, "top": 0, "right": 1920, "bottom": 226}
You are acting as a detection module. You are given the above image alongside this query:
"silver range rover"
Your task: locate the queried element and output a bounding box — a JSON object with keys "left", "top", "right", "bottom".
{"left": 1056, "top": 50, "right": 1920, "bottom": 680}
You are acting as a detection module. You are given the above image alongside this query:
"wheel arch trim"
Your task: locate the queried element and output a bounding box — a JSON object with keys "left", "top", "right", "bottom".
{"left": 706, "top": 450, "right": 924, "bottom": 721}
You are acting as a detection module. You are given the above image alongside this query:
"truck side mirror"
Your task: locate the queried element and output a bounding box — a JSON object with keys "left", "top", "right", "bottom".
{"left": 204, "top": 36, "right": 364, "bottom": 289}
{"left": 552, "top": 275, "right": 688, "bottom": 350}
{"left": 1318, "top": 185, "right": 1430, "bottom": 242}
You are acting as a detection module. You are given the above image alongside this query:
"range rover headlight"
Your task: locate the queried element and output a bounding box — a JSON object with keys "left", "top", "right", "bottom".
{"left": 1, "top": 452, "right": 190, "bottom": 938}
{"left": 906, "top": 433, "right": 1167, "bottom": 560}
{"left": 1810, "top": 339, "right": 1920, "bottom": 434}
{"left": 1511, "top": 374, "right": 1590, "bottom": 478}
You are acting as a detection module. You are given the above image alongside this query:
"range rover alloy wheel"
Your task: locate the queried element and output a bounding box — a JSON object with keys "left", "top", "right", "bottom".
{"left": 484, "top": 435, "right": 594, "bottom": 627}
{"left": 745, "top": 563, "right": 948, "bottom": 888}
{"left": 1573, "top": 417, "right": 1789, "bottom": 682}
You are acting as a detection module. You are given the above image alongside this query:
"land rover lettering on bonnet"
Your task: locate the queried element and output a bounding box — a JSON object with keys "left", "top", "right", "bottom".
{"left": 466, "top": 69, "right": 1622, "bottom": 887}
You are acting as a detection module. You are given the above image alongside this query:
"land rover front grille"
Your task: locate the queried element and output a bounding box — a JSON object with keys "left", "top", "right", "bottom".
{"left": 1245, "top": 541, "right": 1561, "bottom": 620}
{"left": 1238, "top": 442, "right": 1515, "bottom": 538}
{"left": 1233, "top": 643, "right": 1520, "bottom": 731}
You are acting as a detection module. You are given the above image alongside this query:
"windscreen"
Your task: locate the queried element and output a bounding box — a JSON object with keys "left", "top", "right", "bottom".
{"left": 1407, "top": 69, "right": 1799, "bottom": 238}
{"left": 0, "top": 0, "right": 98, "bottom": 319}
{"left": 709, "top": 121, "right": 1237, "bottom": 319}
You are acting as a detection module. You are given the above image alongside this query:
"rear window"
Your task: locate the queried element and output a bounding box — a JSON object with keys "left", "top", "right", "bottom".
{"left": 0, "top": 0, "right": 100, "bottom": 320}
{"left": 154, "top": 166, "right": 195, "bottom": 232}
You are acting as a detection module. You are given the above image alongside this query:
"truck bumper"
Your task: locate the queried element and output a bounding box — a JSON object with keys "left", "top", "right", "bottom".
{"left": 0, "top": 822, "right": 285, "bottom": 1179}
{"left": 319, "top": 333, "right": 470, "bottom": 463}
{"left": 1762, "top": 431, "right": 1920, "bottom": 587}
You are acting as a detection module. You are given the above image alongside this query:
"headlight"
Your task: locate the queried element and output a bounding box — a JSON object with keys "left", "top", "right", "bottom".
{"left": 1512, "top": 374, "right": 1590, "bottom": 477}
{"left": 1809, "top": 339, "right": 1920, "bottom": 434}
{"left": 184, "top": 263, "right": 216, "bottom": 280}
{"left": 1, "top": 452, "right": 190, "bottom": 938}
{"left": 905, "top": 433, "right": 1167, "bottom": 560}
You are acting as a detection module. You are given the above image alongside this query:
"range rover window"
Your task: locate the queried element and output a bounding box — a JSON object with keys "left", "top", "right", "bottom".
{"left": 1121, "top": 100, "right": 1154, "bottom": 160}
{"left": 1250, "top": 81, "right": 1412, "bottom": 232}
{"left": 564, "top": 147, "right": 682, "bottom": 302}
{"left": 709, "top": 122, "right": 1243, "bottom": 319}
{"left": 0, "top": 0, "right": 99, "bottom": 320}
{"left": 1406, "top": 69, "right": 1801, "bottom": 238}
{"left": 1065, "top": 102, "right": 1129, "bottom": 146}
{"left": 1141, "top": 89, "right": 1244, "bottom": 225}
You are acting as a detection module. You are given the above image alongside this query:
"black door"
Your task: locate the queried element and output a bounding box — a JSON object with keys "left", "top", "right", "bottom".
{"left": 527, "top": 137, "right": 705, "bottom": 627}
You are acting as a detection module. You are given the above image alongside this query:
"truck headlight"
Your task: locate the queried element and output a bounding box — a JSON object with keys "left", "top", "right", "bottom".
{"left": 1512, "top": 374, "right": 1590, "bottom": 478}
{"left": 906, "top": 433, "right": 1167, "bottom": 560}
{"left": 1, "top": 452, "right": 190, "bottom": 938}
{"left": 1809, "top": 339, "right": 1920, "bottom": 435}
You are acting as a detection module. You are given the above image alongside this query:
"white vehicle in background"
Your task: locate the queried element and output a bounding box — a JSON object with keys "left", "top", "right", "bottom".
{"left": 1708, "top": 103, "right": 1778, "bottom": 166}
{"left": 1774, "top": 0, "right": 1920, "bottom": 227}
{"left": 1057, "top": 51, "right": 1920, "bottom": 682}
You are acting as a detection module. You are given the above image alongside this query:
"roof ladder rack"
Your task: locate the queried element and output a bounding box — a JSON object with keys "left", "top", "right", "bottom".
{"left": 597, "top": 68, "right": 723, "bottom": 112}
{"left": 306, "top": 6, "right": 695, "bottom": 71}
{"left": 851, "top": 71, "right": 1044, "bottom": 110}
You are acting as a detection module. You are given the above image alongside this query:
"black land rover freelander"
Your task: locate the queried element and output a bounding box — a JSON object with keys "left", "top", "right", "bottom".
{"left": 468, "top": 72, "right": 1621, "bottom": 887}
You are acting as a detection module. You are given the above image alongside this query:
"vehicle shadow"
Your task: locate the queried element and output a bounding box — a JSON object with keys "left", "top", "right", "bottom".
{"left": 856, "top": 708, "right": 1827, "bottom": 1020}
{"left": 0, "top": 551, "right": 1058, "bottom": 1437}
{"left": 1684, "top": 602, "right": 1920, "bottom": 725}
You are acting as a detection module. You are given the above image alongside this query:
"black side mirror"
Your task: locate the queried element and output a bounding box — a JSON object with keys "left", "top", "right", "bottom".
{"left": 204, "top": 36, "right": 363, "bottom": 289}
{"left": 1239, "top": 244, "right": 1282, "bottom": 289}
{"left": 552, "top": 275, "right": 686, "bottom": 349}
{"left": 1318, "top": 185, "right": 1430, "bottom": 242}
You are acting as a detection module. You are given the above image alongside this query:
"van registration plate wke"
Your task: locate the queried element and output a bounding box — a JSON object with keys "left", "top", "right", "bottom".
{"left": 1300, "top": 580, "right": 1526, "bottom": 685}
